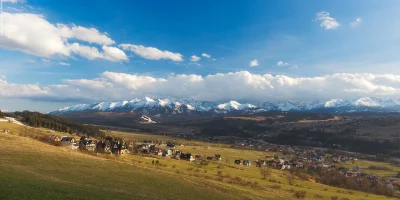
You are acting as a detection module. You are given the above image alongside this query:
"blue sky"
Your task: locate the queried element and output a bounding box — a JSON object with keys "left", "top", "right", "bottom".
{"left": 1, "top": 0, "right": 400, "bottom": 112}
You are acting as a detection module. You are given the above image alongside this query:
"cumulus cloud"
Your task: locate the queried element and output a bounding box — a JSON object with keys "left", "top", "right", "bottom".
{"left": 202, "top": 53, "right": 211, "bottom": 58}
{"left": 350, "top": 17, "right": 362, "bottom": 27}
{"left": 0, "top": 75, "right": 6, "bottom": 79}
{"left": 190, "top": 55, "right": 201, "bottom": 62}
{"left": 68, "top": 43, "right": 127, "bottom": 62}
{"left": 58, "top": 25, "right": 115, "bottom": 46}
{"left": 3, "top": 72, "right": 400, "bottom": 103}
{"left": 119, "top": 44, "right": 183, "bottom": 62}
{"left": 0, "top": 12, "right": 126, "bottom": 62}
{"left": 101, "top": 46, "right": 129, "bottom": 62}
{"left": 315, "top": 11, "right": 340, "bottom": 30}
{"left": 249, "top": 59, "right": 259, "bottom": 67}
{"left": 277, "top": 61, "right": 288, "bottom": 66}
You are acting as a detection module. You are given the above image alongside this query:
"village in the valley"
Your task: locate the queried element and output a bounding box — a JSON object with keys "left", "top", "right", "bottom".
{"left": 38, "top": 128, "right": 400, "bottom": 193}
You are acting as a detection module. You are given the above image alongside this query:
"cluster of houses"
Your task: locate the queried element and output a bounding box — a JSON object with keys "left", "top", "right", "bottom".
{"left": 135, "top": 140, "right": 222, "bottom": 162}
{"left": 48, "top": 135, "right": 130, "bottom": 155}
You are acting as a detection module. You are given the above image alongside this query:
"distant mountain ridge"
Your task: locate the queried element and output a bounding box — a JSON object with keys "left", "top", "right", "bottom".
{"left": 50, "top": 97, "right": 400, "bottom": 115}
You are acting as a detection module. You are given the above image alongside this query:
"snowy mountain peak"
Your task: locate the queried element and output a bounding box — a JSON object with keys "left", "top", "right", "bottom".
{"left": 324, "top": 99, "right": 346, "bottom": 108}
{"left": 353, "top": 97, "right": 379, "bottom": 107}
{"left": 51, "top": 96, "right": 400, "bottom": 115}
{"left": 144, "top": 97, "right": 155, "bottom": 102}
{"left": 217, "top": 101, "right": 256, "bottom": 111}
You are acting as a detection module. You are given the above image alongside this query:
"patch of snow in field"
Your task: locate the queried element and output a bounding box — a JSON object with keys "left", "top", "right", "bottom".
{"left": 5, "top": 117, "right": 28, "bottom": 126}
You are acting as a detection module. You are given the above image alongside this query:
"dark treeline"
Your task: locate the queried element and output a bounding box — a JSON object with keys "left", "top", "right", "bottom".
{"left": 6, "top": 111, "right": 104, "bottom": 137}
{"left": 0, "top": 110, "right": 4, "bottom": 118}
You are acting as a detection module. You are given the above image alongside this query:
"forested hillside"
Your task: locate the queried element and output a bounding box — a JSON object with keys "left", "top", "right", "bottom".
{"left": 6, "top": 111, "right": 103, "bottom": 137}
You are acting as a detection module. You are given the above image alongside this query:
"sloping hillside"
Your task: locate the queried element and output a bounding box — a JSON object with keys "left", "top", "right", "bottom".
{"left": 0, "top": 124, "right": 240, "bottom": 200}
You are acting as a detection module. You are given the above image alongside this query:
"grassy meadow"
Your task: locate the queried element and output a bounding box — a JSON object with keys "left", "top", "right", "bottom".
{"left": 341, "top": 159, "right": 400, "bottom": 178}
{"left": 0, "top": 122, "right": 396, "bottom": 200}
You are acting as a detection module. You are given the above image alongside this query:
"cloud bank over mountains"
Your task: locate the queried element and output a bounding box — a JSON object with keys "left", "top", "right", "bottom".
{"left": 1, "top": 71, "right": 400, "bottom": 103}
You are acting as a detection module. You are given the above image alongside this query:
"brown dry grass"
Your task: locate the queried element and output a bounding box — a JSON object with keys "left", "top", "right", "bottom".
{"left": 224, "top": 115, "right": 284, "bottom": 122}
{"left": 297, "top": 116, "right": 341, "bottom": 123}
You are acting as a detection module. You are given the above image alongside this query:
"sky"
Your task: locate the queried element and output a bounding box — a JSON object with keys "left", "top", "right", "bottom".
{"left": 1, "top": 0, "right": 400, "bottom": 112}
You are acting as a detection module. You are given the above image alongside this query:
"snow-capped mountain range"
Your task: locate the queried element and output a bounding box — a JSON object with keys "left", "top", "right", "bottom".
{"left": 50, "top": 97, "right": 400, "bottom": 115}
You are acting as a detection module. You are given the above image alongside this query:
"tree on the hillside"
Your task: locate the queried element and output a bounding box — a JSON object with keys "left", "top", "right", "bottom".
{"left": 260, "top": 165, "right": 271, "bottom": 180}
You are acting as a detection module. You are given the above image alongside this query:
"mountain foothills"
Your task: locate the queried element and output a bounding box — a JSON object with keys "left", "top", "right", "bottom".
{"left": 52, "top": 97, "right": 400, "bottom": 115}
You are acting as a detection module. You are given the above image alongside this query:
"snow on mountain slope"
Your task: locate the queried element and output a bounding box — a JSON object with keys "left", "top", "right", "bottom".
{"left": 324, "top": 99, "right": 347, "bottom": 108}
{"left": 110, "top": 101, "right": 128, "bottom": 109}
{"left": 216, "top": 101, "right": 256, "bottom": 111}
{"left": 51, "top": 96, "right": 400, "bottom": 115}
{"left": 353, "top": 97, "right": 400, "bottom": 108}
{"left": 92, "top": 102, "right": 113, "bottom": 111}
{"left": 58, "top": 104, "right": 92, "bottom": 112}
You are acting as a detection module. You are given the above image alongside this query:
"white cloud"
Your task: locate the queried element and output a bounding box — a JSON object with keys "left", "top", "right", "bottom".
{"left": 350, "top": 17, "right": 362, "bottom": 27}
{"left": 101, "top": 46, "right": 128, "bottom": 62}
{"left": 315, "top": 11, "right": 340, "bottom": 30}
{"left": 1, "top": 12, "right": 71, "bottom": 57}
{"left": 68, "top": 43, "right": 127, "bottom": 62}
{"left": 68, "top": 43, "right": 104, "bottom": 60}
{"left": 202, "top": 53, "right": 211, "bottom": 58}
{"left": 62, "top": 25, "right": 115, "bottom": 46}
{"left": 277, "top": 61, "right": 288, "bottom": 66}
{"left": 249, "top": 59, "right": 259, "bottom": 67}
{"left": 0, "top": 12, "right": 126, "bottom": 62}
{"left": 41, "top": 59, "right": 52, "bottom": 65}
{"left": 277, "top": 61, "right": 298, "bottom": 69}
{"left": 0, "top": 75, "right": 6, "bottom": 79}
{"left": 3, "top": 0, "right": 25, "bottom": 3}
{"left": 59, "top": 62, "right": 70, "bottom": 66}
{"left": 3, "top": 72, "right": 400, "bottom": 102}
{"left": 119, "top": 44, "right": 183, "bottom": 62}
{"left": 190, "top": 55, "right": 201, "bottom": 62}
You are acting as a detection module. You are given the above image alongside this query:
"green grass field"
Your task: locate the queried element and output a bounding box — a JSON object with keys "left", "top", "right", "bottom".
{"left": 341, "top": 159, "right": 400, "bottom": 178}
{"left": 0, "top": 122, "right": 395, "bottom": 200}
